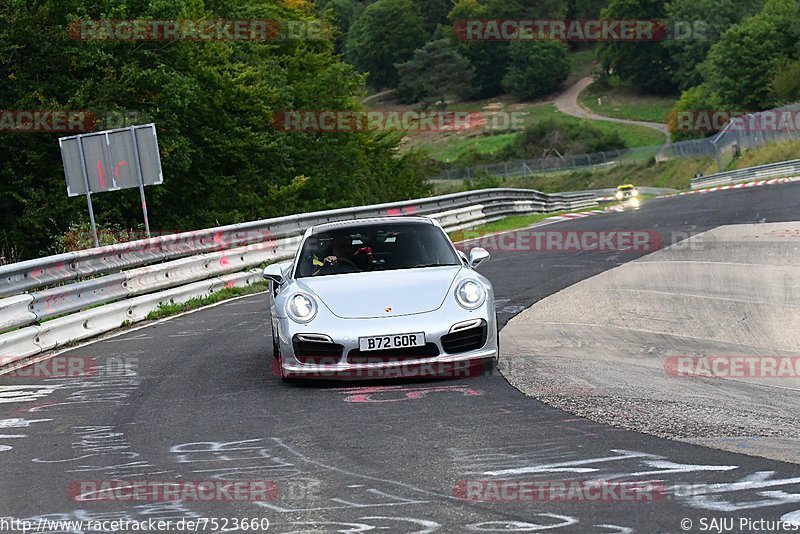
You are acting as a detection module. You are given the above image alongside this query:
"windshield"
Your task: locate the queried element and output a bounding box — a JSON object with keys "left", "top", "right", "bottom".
{"left": 294, "top": 222, "right": 461, "bottom": 278}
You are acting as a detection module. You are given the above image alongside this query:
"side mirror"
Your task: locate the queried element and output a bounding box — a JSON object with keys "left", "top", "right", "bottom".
{"left": 468, "top": 247, "right": 490, "bottom": 267}
{"left": 262, "top": 264, "right": 284, "bottom": 284}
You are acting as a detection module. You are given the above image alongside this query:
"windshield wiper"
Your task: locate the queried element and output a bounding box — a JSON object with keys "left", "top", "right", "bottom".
{"left": 411, "top": 263, "right": 450, "bottom": 268}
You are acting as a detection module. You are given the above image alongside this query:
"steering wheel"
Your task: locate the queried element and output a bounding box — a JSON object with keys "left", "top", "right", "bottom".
{"left": 318, "top": 257, "right": 361, "bottom": 274}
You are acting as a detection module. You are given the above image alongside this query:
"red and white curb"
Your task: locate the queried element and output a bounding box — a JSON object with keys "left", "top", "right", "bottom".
{"left": 666, "top": 176, "right": 800, "bottom": 197}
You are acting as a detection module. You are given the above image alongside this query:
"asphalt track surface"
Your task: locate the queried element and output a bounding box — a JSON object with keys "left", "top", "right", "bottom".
{"left": 2, "top": 182, "right": 800, "bottom": 533}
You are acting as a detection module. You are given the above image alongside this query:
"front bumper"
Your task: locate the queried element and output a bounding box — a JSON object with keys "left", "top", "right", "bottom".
{"left": 282, "top": 349, "right": 497, "bottom": 379}
{"left": 277, "top": 306, "right": 498, "bottom": 380}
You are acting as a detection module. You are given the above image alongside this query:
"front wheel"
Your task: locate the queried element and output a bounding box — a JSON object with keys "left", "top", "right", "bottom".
{"left": 274, "top": 343, "right": 297, "bottom": 383}
{"left": 270, "top": 321, "right": 280, "bottom": 359}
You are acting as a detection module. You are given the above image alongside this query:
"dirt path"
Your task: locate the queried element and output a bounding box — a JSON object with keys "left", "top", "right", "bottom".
{"left": 554, "top": 77, "right": 671, "bottom": 142}
{"left": 361, "top": 89, "right": 395, "bottom": 105}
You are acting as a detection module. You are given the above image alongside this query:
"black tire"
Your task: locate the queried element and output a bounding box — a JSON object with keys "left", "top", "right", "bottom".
{"left": 271, "top": 323, "right": 280, "bottom": 359}
{"left": 277, "top": 349, "right": 296, "bottom": 383}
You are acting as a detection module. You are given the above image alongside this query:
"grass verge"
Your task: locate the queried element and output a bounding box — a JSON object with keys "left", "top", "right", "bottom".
{"left": 579, "top": 79, "right": 677, "bottom": 124}
{"left": 145, "top": 281, "right": 269, "bottom": 321}
{"left": 448, "top": 204, "right": 604, "bottom": 243}
{"left": 426, "top": 104, "right": 666, "bottom": 164}
{"left": 729, "top": 139, "right": 800, "bottom": 170}
{"left": 434, "top": 136, "right": 800, "bottom": 195}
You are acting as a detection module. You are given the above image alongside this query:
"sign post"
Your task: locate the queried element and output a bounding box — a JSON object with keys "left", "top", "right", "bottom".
{"left": 130, "top": 127, "right": 151, "bottom": 237}
{"left": 75, "top": 134, "right": 100, "bottom": 247}
{"left": 59, "top": 124, "right": 163, "bottom": 244}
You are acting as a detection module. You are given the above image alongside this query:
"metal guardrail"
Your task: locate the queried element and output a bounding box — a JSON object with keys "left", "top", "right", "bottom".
{"left": 0, "top": 188, "right": 595, "bottom": 364}
{"left": 0, "top": 188, "right": 589, "bottom": 297}
{"left": 690, "top": 160, "right": 800, "bottom": 189}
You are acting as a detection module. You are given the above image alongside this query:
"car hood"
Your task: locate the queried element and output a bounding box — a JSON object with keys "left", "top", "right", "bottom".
{"left": 296, "top": 265, "right": 463, "bottom": 318}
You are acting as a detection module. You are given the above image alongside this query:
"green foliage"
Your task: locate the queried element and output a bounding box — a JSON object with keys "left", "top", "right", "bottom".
{"left": 447, "top": 0, "right": 508, "bottom": 98}
{"left": 483, "top": 0, "right": 567, "bottom": 18}
{"left": 771, "top": 59, "right": 800, "bottom": 104}
{"left": 145, "top": 281, "right": 270, "bottom": 320}
{"left": 597, "top": 0, "right": 677, "bottom": 94}
{"left": 501, "top": 40, "right": 570, "bottom": 100}
{"left": 463, "top": 174, "right": 503, "bottom": 191}
{"left": 412, "top": 0, "right": 453, "bottom": 34}
{"left": 50, "top": 221, "right": 143, "bottom": 254}
{"left": 344, "top": 0, "right": 428, "bottom": 89}
{"left": 0, "top": 0, "right": 431, "bottom": 260}
{"left": 567, "top": 0, "right": 608, "bottom": 18}
{"left": 664, "top": 0, "right": 764, "bottom": 90}
{"left": 396, "top": 39, "right": 475, "bottom": 105}
{"left": 317, "top": 0, "right": 363, "bottom": 54}
{"left": 668, "top": 84, "right": 722, "bottom": 141}
{"left": 700, "top": 0, "right": 800, "bottom": 109}
{"left": 507, "top": 118, "right": 626, "bottom": 160}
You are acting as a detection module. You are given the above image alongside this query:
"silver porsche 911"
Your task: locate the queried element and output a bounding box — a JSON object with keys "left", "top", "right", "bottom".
{"left": 262, "top": 216, "right": 498, "bottom": 381}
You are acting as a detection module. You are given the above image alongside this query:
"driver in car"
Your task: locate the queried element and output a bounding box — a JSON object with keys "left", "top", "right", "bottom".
{"left": 312, "top": 234, "right": 373, "bottom": 274}
{"left": 323, "top": 234, "right": 354, "bottom": 266}
{"left": 312, "top": 234, "right": 374, "bottom": 275}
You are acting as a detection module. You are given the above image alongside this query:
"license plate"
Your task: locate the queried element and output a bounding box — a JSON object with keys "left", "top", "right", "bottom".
{"left": 359, "top": 332, "right": 425, "bottom": 352}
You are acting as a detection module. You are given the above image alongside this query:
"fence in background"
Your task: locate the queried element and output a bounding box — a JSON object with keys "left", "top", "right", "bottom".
{"left": 434, "top": 146, "right": 659, "bottom": 181}
{"left": 690, "top": 160, "right": 800, "bottom": 189}
{"left": 435, "top": 103, "right": 800, "bottom": 180}
{"left": 708, "top": 103, "right": 800, "bottom": 170}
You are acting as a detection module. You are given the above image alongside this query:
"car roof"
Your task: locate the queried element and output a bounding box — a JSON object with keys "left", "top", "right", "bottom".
{"left": 617, "top": 184, "right": 635, "bottom": 188}
{"left": 310, "top": 216, "right": 435, "bottom": 234}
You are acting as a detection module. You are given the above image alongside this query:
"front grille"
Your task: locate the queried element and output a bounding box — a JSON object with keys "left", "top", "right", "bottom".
{"left": 347, "top": 343, "right": 440, "bottom": 364}
{"left": 441, "top": 321, "right": 488, "bottom": 354}
{"left": 292, "top": 336, "right": 343, "bottom": 365}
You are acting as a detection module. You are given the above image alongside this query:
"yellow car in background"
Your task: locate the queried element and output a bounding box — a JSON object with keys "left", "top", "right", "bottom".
{"left": 615, "top": 184, "right": 640, "bottom": 207}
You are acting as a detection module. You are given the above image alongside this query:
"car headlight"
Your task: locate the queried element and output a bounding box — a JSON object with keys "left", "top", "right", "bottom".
{"left": 615, "top": 191, "right": 624, "bottom": 200}
{"left": 286, "top": 293, "right": 318, "bottom": 323}
{"left": 630, "top": 197, "right": 640, "bottom": 207}
{"left": 631, "top": 189, "right": 639, "bottom": 197}
{"left": 455, "top": 279, "right": 486, "bottom": 309}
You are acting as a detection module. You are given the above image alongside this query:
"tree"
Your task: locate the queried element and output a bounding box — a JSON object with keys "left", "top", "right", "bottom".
{"left": 484, "top": 0, "right": 567, "bottom": 19}
{"left": 771, "top": 59, "right": 800, "bottom": 104}
{"left": 0, "top": 0, "right": 431, "bottom": 260}
{"left": 447, "top": 0, "right": 508, "bottom": 98}
{"left": 596, "top": 0, "right": 677, "bottom": 94}
{"left": 505, "top": 118, "right": 626, "bottom": 160}
{"left": 567, "top": 0, "right": 607, "bottom": 19}
{"left": 412, "top": 0, "right": 454, "bottom": 34}
{"left": 667, "top": 84, "right": 723, "bottom": 141}
{"left": 317, "top": 0, "right": 363, "bottom": 54}
{"left": 664, "top": 0, "right": 765, "bottom": 90}
{"left": 700, "top": 0, "right": 800, "bottom": 109}
{"left": 501, "top": 40, "right": 570, "bottom": 100}
{"left": 396, "top": 39, "right": 475, "bottom": 105}
{"left": 344, "top": 0, "right": 428, "bottom": 89}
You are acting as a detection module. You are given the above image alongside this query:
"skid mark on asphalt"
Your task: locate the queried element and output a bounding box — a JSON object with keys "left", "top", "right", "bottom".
{"left": 335, "top": 385, "right": 485, "bottom": 403}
